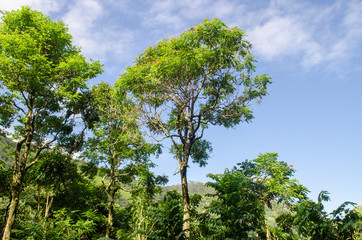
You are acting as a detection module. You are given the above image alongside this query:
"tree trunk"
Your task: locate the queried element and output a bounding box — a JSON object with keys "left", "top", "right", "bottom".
{"left": 180, "top": 166, "right": 191, "bottom": 238}
{"left": 44, "top": 191, "right": 53, "bottom": 220}
{"left": 264, "top": 215, "right": 271, "bottom": 240}
{"left": 42, "top": 191, "right": 54, "bottom": 239}
{"left": 2, "top": 170, "right": 22, "bottom": 240}
{"left": 106, "top": 161, "right": 117, "bottom": 239}
{"left": 106, "top": 190, "right": 115, "bottom": 238}
{"left": 36, "top": 184, "right": 41, "bottom": 220}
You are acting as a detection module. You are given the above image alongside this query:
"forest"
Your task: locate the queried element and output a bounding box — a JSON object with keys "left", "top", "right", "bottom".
{"left": 0, "top": 6, "right": 361, "bottom": 240}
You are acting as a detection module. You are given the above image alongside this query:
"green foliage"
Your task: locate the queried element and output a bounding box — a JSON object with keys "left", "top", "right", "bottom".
{"left": 79, "top": 161, "right": 98, "bottom": 179}
{"left": 136, "top": 190, "right": 184, "bottom": 240}
{"left": 294, "top": 191, "right": 360, "bottom": 240}
{"left": 130, "top": 163, "right": 168, "bottom": 200}
{"left": 190, "top": 139, "right": 212, "bottom": 167}
{"left": 28, "top": 150, "right": 76, "bottom": 187}
{"left": 83, "top": 82, "right": 163, "bottom": 237}
{"left": 12, "top": 208, "right": 100, "bottom": 240}
{"left": 0, "top": 135, "right": 12, "bottom": 198}
{"left": 274, "top": 212, "right": 300, "bottom": 240}
{"left": 155, "top": 190, "right": 184, "bottom": 238}
{"left": 84, "top": 81, "right": 159, "bottom": 174}
{"left": 206, "top": 169, "right": 264, "bottom": 238}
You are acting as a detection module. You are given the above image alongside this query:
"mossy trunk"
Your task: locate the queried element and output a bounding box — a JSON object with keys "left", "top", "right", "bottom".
{"left": 106, "top": 159, "right": 117, "bottom": 238}
{"left": 2, "top": 171, "right": 22, "bottom": 240}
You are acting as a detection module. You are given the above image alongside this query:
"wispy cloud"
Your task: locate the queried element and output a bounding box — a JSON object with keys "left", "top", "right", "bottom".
{"left": 327, "top": 0, "right": 362, "bottom": 62}
{"left": 247, "top": 17, "right": 317, "bottom": 60}
{"left": 62, "top": 0, "right": 106, "bottom": 59}
{"left": 62, "top": 0, "right": 103, "bottom": 37}
{"left": 236, "top": 0, "right": 362, "bottom": 70}
{"left": 60, "top": 0, "right": 136, "bottom": 73}
{"left": 139, "top": 0, "right": 362, "bottom": 70}
{"left": 142, "top": 0, "right": 243, "bottom": 35}
{"left": 2, "top": 0, "right": 362, "bottom": 72}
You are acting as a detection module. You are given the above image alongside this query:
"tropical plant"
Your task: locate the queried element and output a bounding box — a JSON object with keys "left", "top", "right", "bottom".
{"left": 294, "top": 190, "right": 359, "bottom": 240}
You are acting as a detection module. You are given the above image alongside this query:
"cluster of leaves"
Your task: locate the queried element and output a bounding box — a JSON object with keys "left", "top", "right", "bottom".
{"left": 206, "top": 169, "right": 265, "bottom": 238}
{"left": 201, "top": 153, "right": 360, "bottom": 240}
{"left": 290, "top": 191, "right": 362, "bottom": 240}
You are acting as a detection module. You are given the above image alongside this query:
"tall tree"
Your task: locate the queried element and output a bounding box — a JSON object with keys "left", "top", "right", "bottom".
{"left": 84, "top": 82, "right": 158, "bottom": 238}
{"left": 118, "top": 18, "right": 271, "bottom": 236}
{"left": 0, "top": 7, "right": 102, "bottom": 239}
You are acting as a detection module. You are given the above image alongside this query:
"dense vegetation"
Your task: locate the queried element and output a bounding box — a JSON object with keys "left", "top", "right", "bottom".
{"left": 0, "top": 7, "right": 361, "bottom": 240}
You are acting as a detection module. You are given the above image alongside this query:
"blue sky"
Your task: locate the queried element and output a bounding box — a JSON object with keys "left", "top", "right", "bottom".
{"left": 1, "top": 0, "right": 361, "bottom": 212}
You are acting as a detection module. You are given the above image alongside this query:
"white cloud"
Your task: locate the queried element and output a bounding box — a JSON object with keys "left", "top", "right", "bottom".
{"left": 62, "top": 0, "right": 103, "bottom": 40}
{"left": 248, "top": 17, "right": 312, "bottom": 58}
{"left": 0, "top": 0, "right": 61, "bottom": 14}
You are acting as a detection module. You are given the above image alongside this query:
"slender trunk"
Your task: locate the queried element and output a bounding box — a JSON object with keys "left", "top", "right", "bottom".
{"left": 42, "top": 191, "right": 53, "bottom": 239}
{"left": 136, "top": 200, "right": 144, "bottom": 240}
{"left": 106, "top": 160, "right": 118, "bottom": 239}
{"left": 180, "top": 166, "right": 191, "bottom": 238}
{"left": 106, "top": 189, "right": 115, "bottom": 238}
{"left": 44, "top": 191, "right": 53, "bottom": 220}
{"left": 36, "top": 184, "right": 41, "bottom": 219}
{"left": 264, "top": 215, "right": 271, "bottom": 240}
{"left": 2, "top": 170, "right": 22, "bottom": 240}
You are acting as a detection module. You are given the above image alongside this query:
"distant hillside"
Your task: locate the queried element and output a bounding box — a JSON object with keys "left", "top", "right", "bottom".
{"left": 159, "top": 181, "right": 216, "bottom": 211}
{"left": 0, "top": 134, "right": 14, "bottom": 167}
{"left": 161, "top": 181, "right": 215, "bottom": 196}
